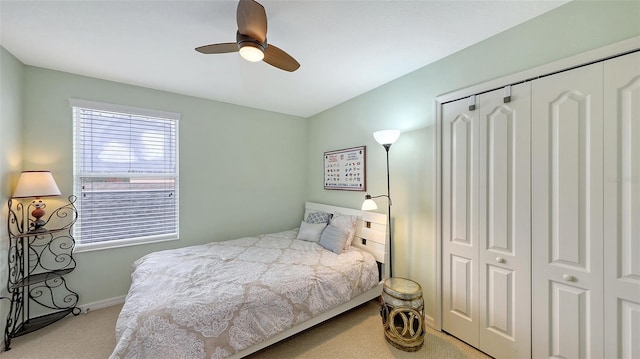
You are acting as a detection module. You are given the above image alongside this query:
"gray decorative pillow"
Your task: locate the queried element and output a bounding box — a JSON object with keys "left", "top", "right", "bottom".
{"left": 319, "top": 224, "right": 350, "bottom": 254}
{"left": 329, "top": 213, "right": 357, "bottom": 249}
{"left": 296, "top": 221, "right": 327, "bottom": 242}
{"left": 305, "top": 211, "right": 331, "bottom": 224}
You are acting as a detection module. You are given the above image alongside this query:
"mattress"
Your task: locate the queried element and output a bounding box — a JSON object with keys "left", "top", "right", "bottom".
{"left": 110, "top": 229, "right": 379, "bottom": 359}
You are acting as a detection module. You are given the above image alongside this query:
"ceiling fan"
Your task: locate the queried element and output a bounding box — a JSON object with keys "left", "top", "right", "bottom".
{"left": 195, "top": 0, "right": 300, "bottom": 72}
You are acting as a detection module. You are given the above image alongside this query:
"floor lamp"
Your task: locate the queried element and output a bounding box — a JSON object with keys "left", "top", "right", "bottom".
{"left": 362, "top": 129, "right": 400, "bottom": 278}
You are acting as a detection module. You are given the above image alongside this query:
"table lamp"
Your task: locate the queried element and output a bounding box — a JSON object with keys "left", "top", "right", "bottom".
{"left": 12, "top": 170, "right": 62, "bottom": 232}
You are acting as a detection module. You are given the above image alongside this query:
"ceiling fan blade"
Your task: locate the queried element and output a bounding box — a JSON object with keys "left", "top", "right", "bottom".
{"left": 263, "top": 44, "right": 300, "bottom": 72}
{"left": 237, "top": 0, "right": 267, "bottom": 43}
{"left": 195, "top": 43, "right": 239, "bottom": 54}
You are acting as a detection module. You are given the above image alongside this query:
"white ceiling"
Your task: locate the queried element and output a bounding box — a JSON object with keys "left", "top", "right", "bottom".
{"left": 1, "top": 0, "right": 568, "bottom": 118}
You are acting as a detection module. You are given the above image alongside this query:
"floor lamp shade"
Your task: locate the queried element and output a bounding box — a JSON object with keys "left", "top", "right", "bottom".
{"left": 373, "top": 130, "right": 400, "bottom": 146}
{"left": 362, "top": 197, "right": 378, "bottom": 211}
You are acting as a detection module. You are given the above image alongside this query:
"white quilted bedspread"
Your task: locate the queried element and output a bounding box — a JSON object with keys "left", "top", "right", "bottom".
{"left": 110, "top": 229, "right": 379, "bottom": 359}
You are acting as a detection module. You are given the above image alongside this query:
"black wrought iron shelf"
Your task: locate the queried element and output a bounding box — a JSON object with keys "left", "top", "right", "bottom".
{"left": 9, "top": 268, "right": 75, "bottom": 290}
{"left": 12, "top": 308, "right": 76, "bottom": 338}
{"left": 4, "top": 196, "right": 80, "bottom": 351}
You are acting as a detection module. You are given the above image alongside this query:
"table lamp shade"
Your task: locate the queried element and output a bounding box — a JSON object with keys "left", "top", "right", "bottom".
{"left": 12, "top": 171, "right": 61, "bottom": 198}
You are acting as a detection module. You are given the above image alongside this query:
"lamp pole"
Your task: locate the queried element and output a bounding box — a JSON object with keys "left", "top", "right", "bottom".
{"left": 383, "top": 143, "right": 393, "bottom": 278}
{"left": 364, "top": 129, "right": 400, "bottom": 279}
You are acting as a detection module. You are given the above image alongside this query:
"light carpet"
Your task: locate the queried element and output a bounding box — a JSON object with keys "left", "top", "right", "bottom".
{"left": 1, "top": 300, "right": 490, "bottom": 358}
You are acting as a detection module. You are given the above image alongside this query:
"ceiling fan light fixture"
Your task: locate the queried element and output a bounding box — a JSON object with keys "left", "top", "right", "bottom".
{"left": 239, "top": 43, "right": 264, "bottom": 62}
{"left": 196, "top": 1, "right": 299, "bottom": 71}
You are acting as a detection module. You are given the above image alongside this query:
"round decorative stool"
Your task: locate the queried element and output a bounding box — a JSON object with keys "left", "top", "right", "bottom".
{"left": 380, "top": 277, "right": 425, "bottom": 351}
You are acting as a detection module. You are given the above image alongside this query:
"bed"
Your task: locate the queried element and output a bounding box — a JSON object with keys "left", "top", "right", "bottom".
{"left": 110, "top": 202, "right": 389, "bottom": 359}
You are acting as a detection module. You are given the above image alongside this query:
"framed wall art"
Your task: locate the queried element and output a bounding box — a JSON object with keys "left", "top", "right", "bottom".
{"left": 324, "top": 146, "right": 366, "bottom": 191}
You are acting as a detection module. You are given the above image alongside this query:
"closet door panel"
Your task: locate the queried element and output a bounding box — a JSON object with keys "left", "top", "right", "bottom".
{"left": 532, "top": 62, "right": 604, "bottom": 359}
{"left": 620, "top": 301, "right": 640, "bottom": 359}
{"left": 551, "top": 282, "right": 590, "bottom": 358}
{"left": 442, "top": 97, "right": 480, "bottom": 347}
{"left": 485, "top": 265, "right": 514, "bottom": 332}
{"left": 551, "top": 91, "right": 589, "bottom": 267}
{"left": 478, "top": 83, "right": 531, "bottom": 358}
{"left": 451, "top": 116, "right": 473, "bottom": 247}
{"left": 604, "top": 51, "right": 640, "bottom": 359}
{"left": 450, "top": 255, "right": 474, "bottom": 317}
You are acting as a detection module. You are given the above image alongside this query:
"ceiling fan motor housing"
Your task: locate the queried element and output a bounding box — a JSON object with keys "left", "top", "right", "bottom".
{"left": 236, "top": 31, "right": 267, "bottom": 52}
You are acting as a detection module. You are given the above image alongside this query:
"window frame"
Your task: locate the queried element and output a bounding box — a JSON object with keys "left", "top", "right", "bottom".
{"left": 69, "top": 98, "right": 180, "bottom": 252}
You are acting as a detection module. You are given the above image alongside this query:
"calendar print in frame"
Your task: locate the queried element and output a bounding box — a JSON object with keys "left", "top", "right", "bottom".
{"left": 324, "top": 146, "right": 366, "bottom": 191}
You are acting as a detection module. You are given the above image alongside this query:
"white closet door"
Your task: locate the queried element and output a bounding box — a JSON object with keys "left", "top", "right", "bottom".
{"left": 442, "top": 96, "right": 480, "bottom": 347}
{"left": 603, "top": 52, "right": 640, "bottom": 359}
{"left": 532, "top": 62, "right": 604, "bottom": 359}
{"left": 477, "top": 83, "right": 531, "bottom": 359}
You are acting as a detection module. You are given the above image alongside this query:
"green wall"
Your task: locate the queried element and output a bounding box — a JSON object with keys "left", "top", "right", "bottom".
{"left": 14, "top": 66, "right": 308, "bottom": 305}
{"left": 0, "top": 46, "right": 24, "bottom": 339}
{"left": 0, "top": 48, "right": 24, "bottom": 235}
{"left": 305, "top": 0, "right": 640, "bottom": 321}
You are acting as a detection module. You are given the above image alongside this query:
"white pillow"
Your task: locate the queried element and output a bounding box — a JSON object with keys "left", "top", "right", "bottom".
{"left": 329, "top": 213, "right": 357, "bottom": 249}
{"left": 319, "top": 224, "right": 350, "bottom": 254}
{"left": 296, "top": 221, "right": 327, "bottom": 242}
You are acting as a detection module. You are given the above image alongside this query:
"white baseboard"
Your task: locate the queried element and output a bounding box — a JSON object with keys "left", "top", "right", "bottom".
{"left": 78, "top": 296, "right": 126, "bottom": 314}
{"left": 425, "top": 314, "right": 436, "bottom": 330}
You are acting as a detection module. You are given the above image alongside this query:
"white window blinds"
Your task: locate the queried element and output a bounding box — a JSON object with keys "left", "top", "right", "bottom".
{"left": 71, "top": 99, "right": 179, "bottom": 249}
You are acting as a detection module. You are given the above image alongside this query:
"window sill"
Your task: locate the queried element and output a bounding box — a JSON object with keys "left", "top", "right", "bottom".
{"left": 73, "top": 234, "right": 178, "bottom": 253}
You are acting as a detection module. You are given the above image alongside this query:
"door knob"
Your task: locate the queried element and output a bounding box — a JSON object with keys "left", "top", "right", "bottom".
{"left": 563, "top": 274, "right": 577, "bottom": 282}
{"left": 496, "top": 257, "right": 506, "bottom": 264}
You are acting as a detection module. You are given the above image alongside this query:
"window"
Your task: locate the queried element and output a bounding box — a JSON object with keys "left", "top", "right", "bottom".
{"left": 70, "top": 99, "right": 179, "bottom": 251}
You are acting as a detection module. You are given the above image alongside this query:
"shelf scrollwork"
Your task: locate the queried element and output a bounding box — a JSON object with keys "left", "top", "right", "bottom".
{"left": 4, "top": 195, "right": 80, "bottom": 351}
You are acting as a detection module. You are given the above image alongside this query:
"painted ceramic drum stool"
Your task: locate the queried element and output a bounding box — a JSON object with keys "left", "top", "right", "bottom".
{"left": 380, "top": 277, "right": 425, "bottom": 351}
